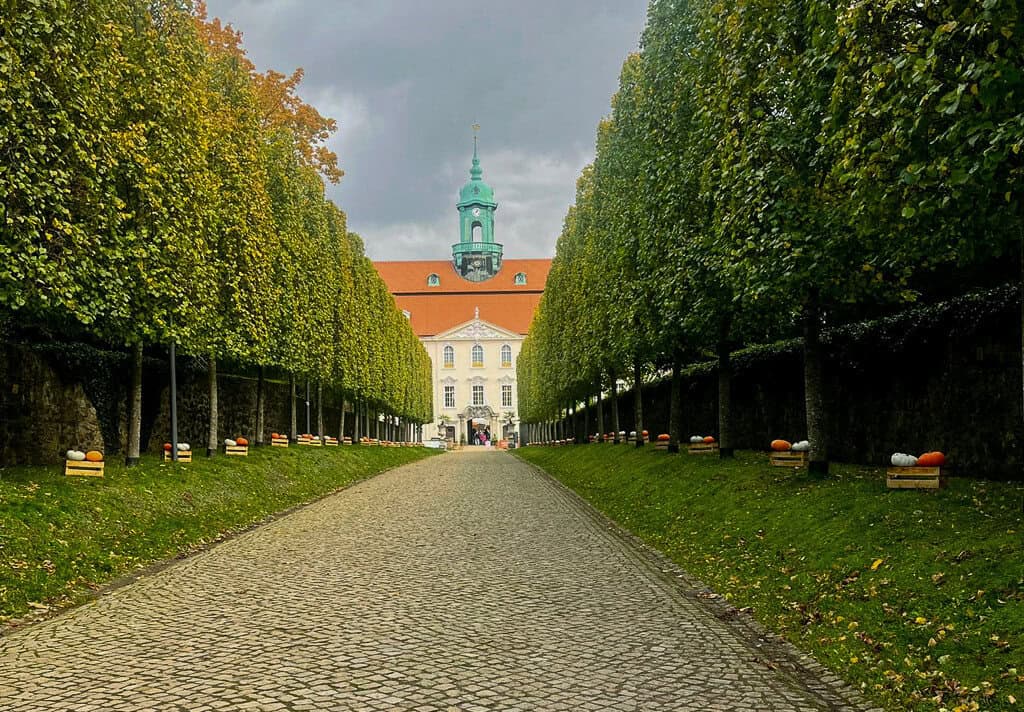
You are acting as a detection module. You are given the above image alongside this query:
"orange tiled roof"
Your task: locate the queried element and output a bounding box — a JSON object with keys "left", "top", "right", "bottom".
{"left": 374, "top": 258, "right": 551, "bottom": 294}
{"left": 392, "top": 292, "right": 543, "bottom": 337}
{"left": 374, "top": 258, "right": 551, "bottom": 337}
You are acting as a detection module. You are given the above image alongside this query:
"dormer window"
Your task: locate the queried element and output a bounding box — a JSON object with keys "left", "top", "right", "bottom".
{"left": 427, "top": 273, "right": 440, "bottom": 286}
{"left": 514, "top": 272, "right": 527, "bottom": 285}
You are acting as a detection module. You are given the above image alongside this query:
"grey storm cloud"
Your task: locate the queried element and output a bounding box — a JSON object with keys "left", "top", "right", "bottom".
{"left": 203, "top": 0, "right": 648, "bottom": 260}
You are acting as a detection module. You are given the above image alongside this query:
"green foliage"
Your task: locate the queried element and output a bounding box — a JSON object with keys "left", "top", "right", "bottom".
{"left": 0, "top": 2, "right": 432, "bottom": 427}
{"left": 518, "top": 445, "right": 1024, "bottom": 711}
{"left": 518, "top": 0, "right": 1024, "bottom": 463}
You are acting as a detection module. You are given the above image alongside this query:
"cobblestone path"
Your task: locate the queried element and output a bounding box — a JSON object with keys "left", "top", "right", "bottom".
{"left": 0, "top": 450, "right": 871, "bottom": 711}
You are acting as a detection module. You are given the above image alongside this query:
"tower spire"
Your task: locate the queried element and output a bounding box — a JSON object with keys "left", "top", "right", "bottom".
{"left": 470, "top": 123, "right": 482, "bottom": 180}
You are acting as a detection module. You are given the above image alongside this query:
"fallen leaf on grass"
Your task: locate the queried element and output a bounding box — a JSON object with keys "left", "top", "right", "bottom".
{"left": 871, "top": 558, "right": 884, "bottom": 571}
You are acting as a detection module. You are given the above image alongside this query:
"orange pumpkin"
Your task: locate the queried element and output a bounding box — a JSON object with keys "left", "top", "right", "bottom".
{"left": 236, "top": 437, "right": 249, "bottom": 446}
{"left": 703, "top": 436, "right": 716, "bottom": 444}
{"left": 163, "top": 442, "right": 172, "bottom": 451}
{"left": 770, "top": 439, "right": 792, "bottom": 452}
{"left": 271, "top": 432, "right": 280, "bottom": 439}
{"left": 917, "top": 451, "right": 946, "bottom": 467}
{"left": 657, "top": 433, "right": 670, "bottom": 441}
{"left": 85, "top": 450, "right": 104, "bottom": 462}
{"left": 641, "top": 430, "right": 649, "bottom": 437}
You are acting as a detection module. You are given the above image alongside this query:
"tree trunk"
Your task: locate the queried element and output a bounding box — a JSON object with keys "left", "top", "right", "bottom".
{"left": 804, "top": 298, "right": 829, "bottom": 475}
{"left": 316, "top": 381, "right": 324, "bottom": 442}
{"left": 255, "top": 366, "right": 265, "bottom": 446}
{"left": 610, "top": 373, "right": 620, "bottom": 443}
{"left": 718, "top": 340, "right": 734, "bottom": 458}
{"left": 206, "top": 354, "right": 218, "bottom": 457}
{"left": 289, "top": 372, "right": 297, "bottom": 441}
{"left": 668, "top": 353, "right": 682, "bottom": 453}
{"left": 633, "top": 358, "right": 644, "bottom": 447}
{"left": 595, "top": 377, "right": 604, "bottom": 443}
{"left": 338, "top": 395, "right": 346, "bottom": 441}
{"left": 353, "top": 400, "right": 361, "bottom": 443}
{"left": 125, "top": 342, "right": 143, "bottom": 466}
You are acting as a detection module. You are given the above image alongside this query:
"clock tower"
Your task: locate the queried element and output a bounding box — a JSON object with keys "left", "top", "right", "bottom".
{"left": 452, "top": 129, "right": 502, "bottom": 281}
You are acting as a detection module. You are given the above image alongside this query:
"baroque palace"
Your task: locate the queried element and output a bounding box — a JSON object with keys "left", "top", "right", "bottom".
{"left": 374, "top": 137, "right": 551, "bottom": 445}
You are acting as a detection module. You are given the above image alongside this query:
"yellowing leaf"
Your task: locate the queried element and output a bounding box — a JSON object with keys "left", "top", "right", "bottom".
{"left": 871, "top": 558, "right": 884, "bottom": 571}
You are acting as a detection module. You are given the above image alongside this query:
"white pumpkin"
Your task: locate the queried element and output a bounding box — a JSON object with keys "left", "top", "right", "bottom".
{"left": 690, "top": 435, "right": 704, "bottom": 443}
{"left": 224, "top": 439, "right": 237, "bottom": 447}
{"left": 618, "top": 430, "right": 626, "bottom": 437}
{"left": 629, "top": 431, "right": 637, "bottom": 437}
{"left": 66, "top": 450, "right": 86, "bottom": 461}
{"left": 890, "top": 453, "right": 919, "bottom": 467}
{"left": 792, "top": 440, "right": 811, "bottom": 452}
{"left": 177, "top": 443, "right": 190, "bottom": 451}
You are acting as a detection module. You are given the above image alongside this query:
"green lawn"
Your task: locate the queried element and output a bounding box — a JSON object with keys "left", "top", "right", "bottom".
{"left": 0, "top": 444, "right": 435, "bottom": 626}
{"left": 516, "top": 444, "right": 1023, "bottom": 712}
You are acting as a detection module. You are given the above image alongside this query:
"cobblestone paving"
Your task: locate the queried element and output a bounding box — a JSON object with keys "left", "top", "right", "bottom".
{"left": 0, "top": 450, "right": 873, "bottom": 711}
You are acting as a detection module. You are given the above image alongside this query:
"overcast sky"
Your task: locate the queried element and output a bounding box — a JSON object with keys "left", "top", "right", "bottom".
{"left": 203, "top": 0, "right": 648, "bottom": 261}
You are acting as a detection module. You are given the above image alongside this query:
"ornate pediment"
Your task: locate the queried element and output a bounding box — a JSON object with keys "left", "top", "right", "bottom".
{"left": 437, "top": 318, "right": 519, "bottom": 341}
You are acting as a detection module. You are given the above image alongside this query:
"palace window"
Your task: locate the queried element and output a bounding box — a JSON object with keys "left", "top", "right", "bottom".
{"left": 471, "top": 344, "right": 484, "bottom": 368}
{"left": 500, "top": 344, "right": 512, "bottom": 368}
{"left": 427, "top": 273, "right": 440, "bottom": 286}
{"left": 514, "top": 272, "right": 527, "bottom": 285}
{"left": 443, "top": 345, "right": 454, "bottom": 369}
{"left": 502, "top": 384, "right": 513, "bottom": 408}
{"left": 472, "top": 384, "right": 484, "bottom": 406}
{"left": 444, "top": 385, "right": 455, "bottom": 409}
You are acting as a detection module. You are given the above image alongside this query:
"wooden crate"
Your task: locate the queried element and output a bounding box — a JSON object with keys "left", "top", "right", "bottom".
{"left": 308, "top": 438, "right": 322, "bottom": 447}
{"left": 342, "top": 437, "right": 353, "bottom": 445}
{"left": 163, "top": 450, "right": 192, "bottom": 463}
{"left": 688, "top": 442, "right": 719, "bottom": 455}
{"left": 770, "top": 450, "right": 808, "bottom": 467}
{"left": 225, "top": 444, "right": 248, "bottom": 456}
{"left": 271, "top": 435, "right": 289, "bottom": 447}
{"left": 655, "top": 439, "right": 671, "bottom": 450}
{"left": 65, "top": 459, "right": 104, "bottom": 478}
{"left": 325, "top": 437, "right": 338, "bottom": 446}
{"left": 887, "top": 466, "right": 943, "bottom": 489}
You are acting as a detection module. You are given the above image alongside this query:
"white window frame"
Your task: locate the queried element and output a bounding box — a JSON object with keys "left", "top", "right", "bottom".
{"left": 472, "top": 384, "right": 484, "bottom": 406}
{"left": 427, "top": 273, "right": 440, "bottom": 286}
{"left": 501, "top": 384, "right": 513, "bottom": 408}
{"left": 471, "top": 344, "right": 484, "bottom": 368}
{"left": 443, "top": 385, "right": 455, "bottom": 409}
{"left": 514, "top": 272, "right": 527, "bottom": 285}
{"left": 443, "top": 344, "right": 454, "bottom": 369}
{"left": 500, "top": 344, "right": 512, "bottom": 368}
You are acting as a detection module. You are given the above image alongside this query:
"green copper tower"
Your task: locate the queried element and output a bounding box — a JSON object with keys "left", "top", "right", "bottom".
{"left": 453, "top": 127, "right": 502, "bottom": 281}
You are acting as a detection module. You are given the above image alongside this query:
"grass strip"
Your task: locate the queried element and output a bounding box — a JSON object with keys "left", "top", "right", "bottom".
{"left": 1, "top": 445, "right": 436, "bottom": 626}
{"left": 516, "top": 445, "right": 1022, "bottom": 712}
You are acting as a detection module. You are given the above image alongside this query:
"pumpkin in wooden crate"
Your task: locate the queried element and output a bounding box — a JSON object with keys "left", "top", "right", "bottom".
{"left": 271, "top": 432, "right": 280, "bottom": 439}
{"left": 657, "top": 434, "right": 670, "bottom": 442}
{"left": 641, "top": 430, "right": 649, "bottom": 438}
{"left": 689, "top": 436, "right": 703, "bottom": 444}
{"left": 224, "top": 439, "right": 237, "bottom": 447}
{"left": 85, "top": 450, "right": 104, "bottom": 462}
{"left": 703, "top": 436, "right": 716, "bottom": 444}
{"left": 236, "top": 437, "right": 249, "bottom": 446}
{"left": 791, "top": 440, "right": 810, "bottom": 452}
{"left": 917, "top": 451, "right": 946, "bottom": 467}
{"left": 66, "top": 450, "right": 86, "bottom": 461}
{"left": 770, "top": 439, "right": 792, "bottom": 452}
{"left": 163, "top": 442, "right": 172, "bottom": 452}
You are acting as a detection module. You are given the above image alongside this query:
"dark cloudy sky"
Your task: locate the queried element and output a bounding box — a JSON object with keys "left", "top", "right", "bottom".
{"left": 203, "top": 0, "right": 648, "bottom": 261}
